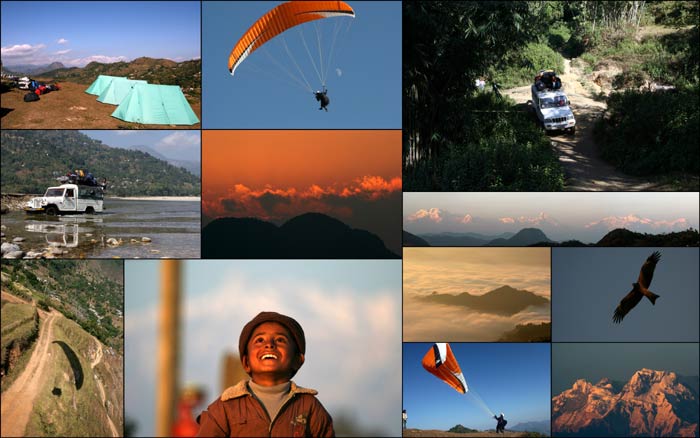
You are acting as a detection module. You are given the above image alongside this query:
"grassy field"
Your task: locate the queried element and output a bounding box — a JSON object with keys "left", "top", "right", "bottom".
{"left": 0, "top": 81, "right": 200, "bottom": 129}
{"left": 1, "top": 301, "right": 39, "bottom": 393}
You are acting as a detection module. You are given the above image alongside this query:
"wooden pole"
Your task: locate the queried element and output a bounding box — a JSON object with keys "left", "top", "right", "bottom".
{"left": 221, "top": 351, "right": 247, "bottom": 392}
{"left": 157, "top": 260, "right": 180, "bottom": 437}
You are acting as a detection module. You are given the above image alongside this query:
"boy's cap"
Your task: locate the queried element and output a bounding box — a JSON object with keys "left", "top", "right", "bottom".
{"left": 239, "top": 311, "right": 306, "bottom": 358}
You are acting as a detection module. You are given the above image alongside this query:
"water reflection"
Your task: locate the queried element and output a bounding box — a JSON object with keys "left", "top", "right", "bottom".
{"left": 25, "top": 223, "right": 81, "bottom": 248}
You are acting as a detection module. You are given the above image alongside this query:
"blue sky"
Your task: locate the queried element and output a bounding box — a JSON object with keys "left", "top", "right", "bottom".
{"left": 81, "top": 130, "right": 201, "bottom": 162}
{"left": 553, "top": 343, "right": 699, "bottom": 395}
{"left": 202, "top": 1, "right": 401, "bottom": 128}
{"left": 125, "top": 260, "right": 402, "bottom": 437}
{"left": 552, "top": 248, "right": 699, "bottom": 342}
{"left": 403, "top": 343, "right": 550, "bottom": 432}
{"left": 1, "top": 1, "right": 200, "bottom": 67}
{"left": 404, "top": 192, "right": 700, "bottom": 243}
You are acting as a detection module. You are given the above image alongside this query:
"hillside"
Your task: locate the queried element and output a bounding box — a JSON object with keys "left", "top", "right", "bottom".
{"left": 39, "top": 57, "right": 201, "bottom": 99}
{"left": 1, "top": 300, "right": 122, "bottom": 437}
{"left": 498, "top": 323, "right": 551, "bottom": 342}
{"left": 1, "top": 130, "right": 200, "bottom": 196}
{"left": 203, "top": 213, "right": 399, "bottom": 259}
{"left": 1, "top": 260, "right": 123, "bottom": 353}
{"left": 596, "top": 228, "right": 700, "bottom": 246}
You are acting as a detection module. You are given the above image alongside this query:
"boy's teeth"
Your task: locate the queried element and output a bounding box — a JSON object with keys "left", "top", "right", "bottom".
{"left": 262, "top": 354, "right": 277, "bottom": 359}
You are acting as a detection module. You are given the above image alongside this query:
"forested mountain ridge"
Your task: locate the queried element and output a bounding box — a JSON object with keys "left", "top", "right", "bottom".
{"left": 1, "top": 130, "right": 200, "bottom": 196}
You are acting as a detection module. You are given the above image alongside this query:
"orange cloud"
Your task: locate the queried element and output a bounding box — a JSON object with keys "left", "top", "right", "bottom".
{"left": 204, "top": 176, "right": 401, "bottom": 221}
{"left": 407, "top": 208, "right": 443, "bottom": 223}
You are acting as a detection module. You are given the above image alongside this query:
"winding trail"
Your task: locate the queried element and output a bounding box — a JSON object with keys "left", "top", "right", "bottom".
{"left": 0, "top": 312, "right": 57, "bottom": 437}
{"left": 502, "top": 59, "right": 664, "bottom": 191}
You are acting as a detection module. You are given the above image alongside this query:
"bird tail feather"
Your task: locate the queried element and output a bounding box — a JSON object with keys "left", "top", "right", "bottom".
{"left": 646, "top": 291, "right": 659, "bottom": 305}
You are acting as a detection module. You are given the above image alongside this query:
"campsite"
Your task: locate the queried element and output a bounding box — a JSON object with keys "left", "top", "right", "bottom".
{"left": 1, "top": 79, "right": 201, "bottom": 129}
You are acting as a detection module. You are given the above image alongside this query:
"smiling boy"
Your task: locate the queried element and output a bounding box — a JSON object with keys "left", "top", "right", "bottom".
{"left": 197, "top": 311, "right": 335, "bottom": 437}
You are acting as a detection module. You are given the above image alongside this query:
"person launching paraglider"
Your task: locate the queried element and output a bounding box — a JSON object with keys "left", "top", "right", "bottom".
{"left": 314, "top": 87, "right": 330, "bottom": 112}
{"left": 493, "top": 413, "right": 507, "bottom": 434}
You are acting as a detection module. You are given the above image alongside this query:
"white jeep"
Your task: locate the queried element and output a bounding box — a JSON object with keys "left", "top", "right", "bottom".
{"left": 531, "top": 85, "right": 576, "bottom": 134}
{"left": 25, "top": 183, "right": 104, "bottom": 215}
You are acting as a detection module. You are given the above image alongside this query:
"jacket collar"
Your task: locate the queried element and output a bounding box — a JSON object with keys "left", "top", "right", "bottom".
{"left": 221, "top": 379, "right": 318, "bottom": 402}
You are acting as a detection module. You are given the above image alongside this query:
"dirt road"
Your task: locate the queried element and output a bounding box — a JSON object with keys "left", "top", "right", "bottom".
{"left": 502, "top": 59, "right": 663, "bottom": 191}
{"left": 0, "top": 312, "right": 57, "bottom": 437}
{"left": 1, "top": 81, "right": 200, "bottom": 129}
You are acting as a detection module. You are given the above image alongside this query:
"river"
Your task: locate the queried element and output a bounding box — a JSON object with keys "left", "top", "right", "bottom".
{"left": 1, "top": 198, "right": 200, "bottom": 258}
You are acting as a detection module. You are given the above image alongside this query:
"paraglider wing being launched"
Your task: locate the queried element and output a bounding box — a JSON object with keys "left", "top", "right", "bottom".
{"left": 422, "top": 343, "right": 468, "bottom": 394}
{"left": 228, "top": 1, "right": 355, "bottom": 76}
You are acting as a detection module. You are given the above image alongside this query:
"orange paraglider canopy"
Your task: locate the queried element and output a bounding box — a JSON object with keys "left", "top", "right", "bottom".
{"left": 228, "top": 1, "right": 355, "bottom": 76}
{"left": 422, "top": 343, "right": 469, "bottom": 394}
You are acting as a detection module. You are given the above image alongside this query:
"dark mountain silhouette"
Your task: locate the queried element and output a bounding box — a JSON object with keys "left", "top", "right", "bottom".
{"left": 447, "top": 424, "right": 478, "bottom": 433}
{"left": 553, "top": 369, "right": 698, "bottom": 437}
{"left": 420, "top": 285, "right": 549, "bottom": 316}
{"left": 203, "top": 213, "right": 399, "bottom": 259}
{"left": 498, "top": 322, "right": 551, "bottom": 342}
{"left": 596, "top": 228, "right": 700, "bottom": 247}
{"left": 487, "top": 228, "right": 554, "bottom": 246}
{"left": 403, "top": 230, "right": 430, "bottom": 247}
{"left": 418, "top": 231, "right": 522, "bottom": 246}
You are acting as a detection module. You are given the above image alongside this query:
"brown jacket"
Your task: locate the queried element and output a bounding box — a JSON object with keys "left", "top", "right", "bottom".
{"left": 197, "top": 380, "right": 334, "bottom": 437}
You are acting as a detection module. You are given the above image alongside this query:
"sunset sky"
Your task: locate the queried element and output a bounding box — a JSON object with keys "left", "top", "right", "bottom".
{"left": 403, "top": 248, "right": 551, "bottom": 341}
{"left": 404, "top": 192, "right": 700, "bottom": 244}
{"left": 202, "top": 130, "right": 401, "bottom": 253}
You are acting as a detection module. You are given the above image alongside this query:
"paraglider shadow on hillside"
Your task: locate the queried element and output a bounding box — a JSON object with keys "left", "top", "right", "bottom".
{"left": 52, "top": 341, "right": 84, "bottom": 390}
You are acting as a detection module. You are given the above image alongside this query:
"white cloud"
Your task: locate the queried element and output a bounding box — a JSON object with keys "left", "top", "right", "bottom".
{"left": 115, "top": 131, "right": 139, "bottom": 136}
{"left": 1, "top": 43, "right": 46, "bottom": 61}
{"left": 57, "top": 38, "right": 68, "bottom": 44}
{"left": 54, "top": 49, "right": 71, "bottom": 55}
{"left": 156, "top": 132, "right": 200, "bottom": 148}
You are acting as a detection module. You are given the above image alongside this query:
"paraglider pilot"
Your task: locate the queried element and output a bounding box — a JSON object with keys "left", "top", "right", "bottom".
{"left": 494, "top": 413, "right": 507, "bottom": 434}
{"left": 314, "top": 87, "right": 330, "bottom": 111}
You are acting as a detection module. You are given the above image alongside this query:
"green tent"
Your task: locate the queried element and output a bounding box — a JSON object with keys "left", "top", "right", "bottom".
{"left": 111, "top": 83, "right": 199, "bottom": 125}
{"left": 85, "top": 75, "right": 121, "bottom": 95}
{"left": 97, "top": 77, "right": 147, "bottom": 105}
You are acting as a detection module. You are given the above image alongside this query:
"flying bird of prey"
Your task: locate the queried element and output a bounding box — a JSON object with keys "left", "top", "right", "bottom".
{"left": 613, "top": 251, "right": 661, "bottom": 323}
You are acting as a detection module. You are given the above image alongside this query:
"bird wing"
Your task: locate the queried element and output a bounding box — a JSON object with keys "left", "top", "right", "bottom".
{"left": 613, "top": 287, "right": 643, "bottom": 323}
{"left": 637, "top": 251, "right": 661, "bottom": 289}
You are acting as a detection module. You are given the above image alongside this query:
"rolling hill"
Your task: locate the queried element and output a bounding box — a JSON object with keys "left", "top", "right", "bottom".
{"left": 203, "top": 212, "right": 399, "bottom": 259}
{"left": 36, "top": 57, "right": 201, "bottom": 99}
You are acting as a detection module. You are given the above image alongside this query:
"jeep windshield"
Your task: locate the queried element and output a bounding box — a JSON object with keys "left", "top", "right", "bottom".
{"left": 44, "top": 188, "right": 65, "bottom": 197}
{"left": 540, "top": 96, "right": 567, "bottom": 109}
